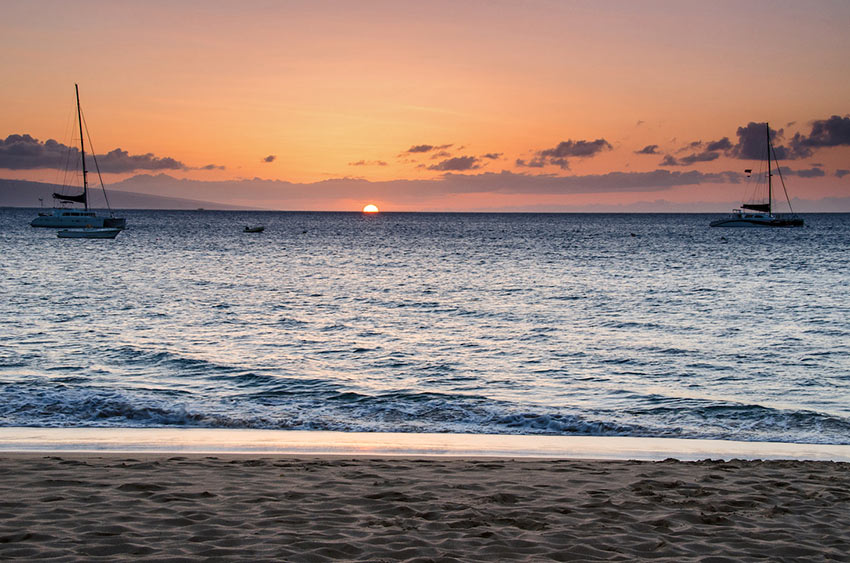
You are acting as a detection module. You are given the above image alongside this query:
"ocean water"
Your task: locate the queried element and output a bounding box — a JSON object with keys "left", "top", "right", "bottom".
{"left": 1, "top": 209, "right": 848, "bottom": 445}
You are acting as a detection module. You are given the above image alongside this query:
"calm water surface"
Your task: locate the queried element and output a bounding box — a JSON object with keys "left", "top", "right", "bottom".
{"left": 1, "top": 210, "right": 848, "bottom": 444}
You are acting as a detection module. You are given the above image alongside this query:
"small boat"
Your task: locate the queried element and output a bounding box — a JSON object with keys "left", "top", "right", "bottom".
{"left": 30, "top": 84, "right": 126, "bottom": 230}
{"left": 710, "top": 123, "right": 803, "bottom": 228}
{"left": 243, "top": 226, "right": 265, "bottom": 233}
{"left": 57, "top": 227, "right": 121, "bottom": 239}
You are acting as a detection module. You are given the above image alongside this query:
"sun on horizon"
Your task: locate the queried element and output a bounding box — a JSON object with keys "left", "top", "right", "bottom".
{"left": 362, "top": 204, "right": 379, "bottom": 213}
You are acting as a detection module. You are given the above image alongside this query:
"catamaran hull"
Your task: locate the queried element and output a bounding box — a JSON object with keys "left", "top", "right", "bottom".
{"left": 710, "top": 217, "right": 804, "bottom": 228}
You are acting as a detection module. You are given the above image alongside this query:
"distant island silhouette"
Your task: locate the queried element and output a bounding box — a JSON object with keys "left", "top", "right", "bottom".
{"left": 0, "top": 178, "right": 257, "bottom": 211}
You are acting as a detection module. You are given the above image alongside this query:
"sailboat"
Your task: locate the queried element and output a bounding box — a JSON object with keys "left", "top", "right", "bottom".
{"left": 710, "top": 123, "right": 803, "bottom": 228}
{"left": 30, "top": 85, "right": 126, "bottom": 231}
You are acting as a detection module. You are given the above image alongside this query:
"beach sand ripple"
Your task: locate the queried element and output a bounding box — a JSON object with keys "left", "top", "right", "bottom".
{"left": 0, "top": 455, "right": 848, "bottom": 561}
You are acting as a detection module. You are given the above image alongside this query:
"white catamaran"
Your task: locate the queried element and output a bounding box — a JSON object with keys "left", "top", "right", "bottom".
{"left": 710, "top": 123, "right": 803, "bottom": 228}
{"left": 30, "top": 85, "right": 126, "bottom": 231}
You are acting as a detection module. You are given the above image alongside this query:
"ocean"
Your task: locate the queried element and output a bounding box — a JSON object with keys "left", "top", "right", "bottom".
{"left": 1, "top": 209, "right": 848, "bottom": 445}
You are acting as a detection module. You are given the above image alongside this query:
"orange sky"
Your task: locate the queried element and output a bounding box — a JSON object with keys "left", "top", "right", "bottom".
{"left": 2, "top": 1, "right": 849, "bottom": 211}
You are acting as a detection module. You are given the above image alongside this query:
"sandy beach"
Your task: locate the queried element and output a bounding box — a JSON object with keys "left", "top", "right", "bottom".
{"left": 0, "top": 454, "right": 848, "bottom": 561}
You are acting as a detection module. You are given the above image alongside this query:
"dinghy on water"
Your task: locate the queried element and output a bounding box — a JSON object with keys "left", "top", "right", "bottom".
{"left": 57, "top": 227, "right": 121, "bottom": 239}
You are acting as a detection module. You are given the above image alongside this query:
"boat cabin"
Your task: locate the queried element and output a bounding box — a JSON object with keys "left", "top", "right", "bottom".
{"left": 731, "top": 209, "right": 770, "bottom": 219}
{"left": 56, "top": 211, "right": 97, "bottom": 217}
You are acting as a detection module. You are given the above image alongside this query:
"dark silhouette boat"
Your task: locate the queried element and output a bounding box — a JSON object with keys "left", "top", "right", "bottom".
{"left": 710, "top": 123, "right": 803, "bottom": 228}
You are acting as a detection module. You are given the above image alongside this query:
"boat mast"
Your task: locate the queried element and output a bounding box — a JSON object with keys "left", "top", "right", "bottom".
{"left": 766, "top": 122, "right": 772, "bottom": 215}
{"left": 75, "top": 83, "right": 88, "bottom": 211}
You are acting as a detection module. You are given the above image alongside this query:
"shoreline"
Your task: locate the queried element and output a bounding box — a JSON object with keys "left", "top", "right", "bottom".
{"left": 2, "top": 427, "right": 850, "bottom": 461}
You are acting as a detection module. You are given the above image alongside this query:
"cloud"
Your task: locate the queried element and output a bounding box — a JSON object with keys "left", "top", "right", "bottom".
{"left": 0, "top": 133, "right": 186, "bottom": 172}
{"left": 94, "top": 149, "right": 184, "bottom": 173}
{"left": 660, "top": 150, "right": 721, "bottom": 166}
{"left": 726, "top": 115, "right": 850, "bottom": 160}
{"left": 706, "top": 137, "right": 733, "bottom": 151}
{"left": 777, "top": 166, "right": 825, "bottom": 178}
{"left": 437, "top": 169, "right": 741, "bottom": 194}
{"left": 113, "top": 168, "right": 743, "bottom": 207}
{"left": 517, "top": 138, "right": 612, "bottom": 170}
{"left": 348, "top": 160, "right": 388, "bottom": 166}
{"left": 672, "top": 117, "right": 850, "bottom": 165}
{"left": 663, "top": 136, "right": 732, "bottom": 165}
{"left": 663, "top": 117, "right": 850, "bottom": 164}
{"left": 515, "top": 158, "right": 545, "bottom": 168}
{"left": 427, "top": 156, "right": 480, "bottom": 171}
{"left": 481, "top": 153, "right": 502, "bottom": 160}
{"left": 199, "top": 164, "right": 226, "bottom": 170}
{"left": 635, "top": 144, "right": 659, "bottom": 155}
{"left": 791, "top": 115, "right": 850, "bottom": 150}
{"left": 407, "top": 144, "right": 434, "bottom": 153}
{"left": 405, "top": 143, "right": 453, "bottom": 155}
{"left": 0, "top": 134, "right": 67, "bottom": 169}
{"left": 683, "top": 152, "right": 721, "bottom": 165}
{"left": 541, "top": 139, "right": 612, "bottom": 158}
{"left": 263, "top": 155, "right": 276, "bottom": 163}
{"left": 836, "top": 169, "right": 850, "bottom": 178}
{"left": 727, "top": 122, "right": 808, "bottom": 160}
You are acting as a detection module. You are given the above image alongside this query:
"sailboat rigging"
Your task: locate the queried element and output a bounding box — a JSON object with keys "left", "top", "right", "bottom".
{"left": 710, "top": 123, "right": 803, "bottom": 228}
{"left": 30, "top": 84, "right": 126, "bottom": 231}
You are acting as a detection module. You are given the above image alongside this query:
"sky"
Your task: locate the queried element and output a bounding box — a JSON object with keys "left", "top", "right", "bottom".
{"left": 1, "top": 0, "right": 849, "bottom": 211}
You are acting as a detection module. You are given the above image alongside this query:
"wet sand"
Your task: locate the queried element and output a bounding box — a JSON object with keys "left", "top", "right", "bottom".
{"left": 0, "top": 454, "right": 848, "bottom": 561}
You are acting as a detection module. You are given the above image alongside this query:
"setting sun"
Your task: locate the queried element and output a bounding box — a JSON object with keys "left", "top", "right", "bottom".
{"left": 362, "top": 204, "right": 379, "bottom": 213}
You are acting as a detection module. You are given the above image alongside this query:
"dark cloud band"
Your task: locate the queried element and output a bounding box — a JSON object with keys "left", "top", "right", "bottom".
{"left": 518, "top": 138, "right": 612, "bottom": 170}
{"left": 0, "top": 134, "right": 187, "bottom": 173}
{"left": 427, "top": 156, "right": 480, "bottom": 171}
